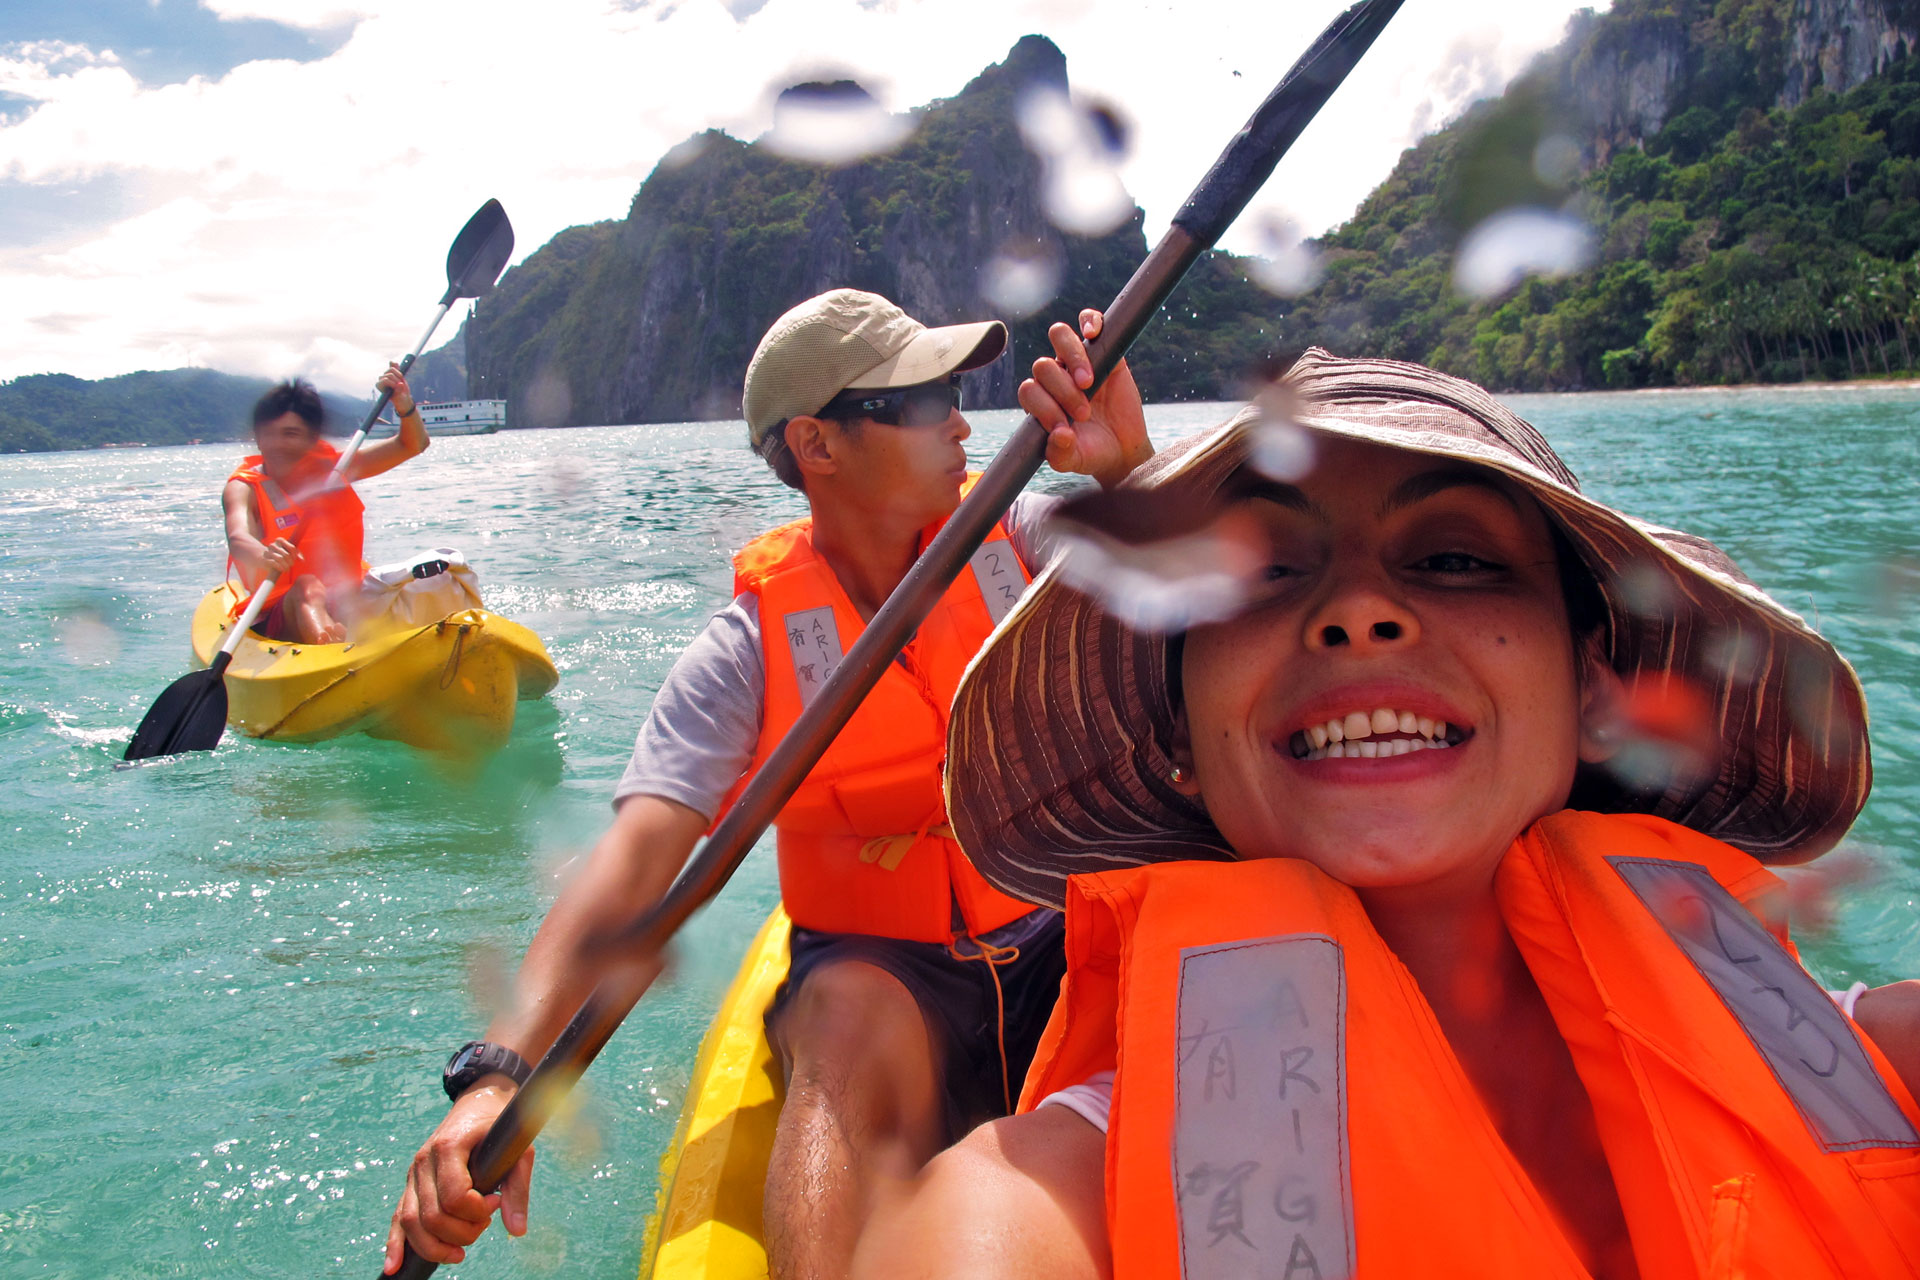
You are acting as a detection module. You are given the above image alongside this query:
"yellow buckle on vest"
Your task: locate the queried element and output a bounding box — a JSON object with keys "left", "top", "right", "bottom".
{"left": 857, "top": 824, "right": 955, "bottom": 871}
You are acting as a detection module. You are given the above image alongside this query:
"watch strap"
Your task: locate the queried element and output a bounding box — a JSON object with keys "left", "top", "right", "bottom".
{"left": 443, "top": 1040, "right": 533, "bottom": 1101}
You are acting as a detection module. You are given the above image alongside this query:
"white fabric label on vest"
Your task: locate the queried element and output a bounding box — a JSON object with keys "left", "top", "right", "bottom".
{"left": 1614, "top": 857, "right": 1920, "bottom": 1151}
{"left": 782, "top": 605, "right": 844, "bottom": 710}
{"left": 967, "top": 542, "right": 1024, "bottom": 627}
{"left": 1173, "top": 934, "right": 1353, "bottom": 1280}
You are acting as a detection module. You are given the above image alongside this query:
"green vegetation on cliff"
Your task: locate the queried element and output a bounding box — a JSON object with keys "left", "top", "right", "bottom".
{"left": 1258, "top": 0, "right": 1920, "bottom": 389}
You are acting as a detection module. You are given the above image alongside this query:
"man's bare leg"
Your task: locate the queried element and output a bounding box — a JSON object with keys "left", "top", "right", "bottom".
{"left": 765, "top": 959, "right": 946, "bottom": 1280}
{"left": 283, "top": 575, "right": 347, "bottom": 643}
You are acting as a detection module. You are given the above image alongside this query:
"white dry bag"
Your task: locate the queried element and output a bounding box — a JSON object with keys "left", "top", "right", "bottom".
{"left": 361, "top": 547, "right": 485, "bottom": 627}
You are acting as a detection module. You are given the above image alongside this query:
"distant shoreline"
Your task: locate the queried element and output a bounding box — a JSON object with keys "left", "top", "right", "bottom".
{"left": 9, "top": 376, "right": 1920, "bottom": 455}
{"left": 1497, "top": 378, "right": 1920, "bottom": 399}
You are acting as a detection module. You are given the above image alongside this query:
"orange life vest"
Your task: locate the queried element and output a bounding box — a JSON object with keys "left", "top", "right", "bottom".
{"left": 1021, "top": 811, "right": 1920, "bottom": 1279}
{"left": 226, "top": 441, "right": 367, "bottom": 613}
{"left": 721, "top": 476, "right": 1036, "bottom": 943}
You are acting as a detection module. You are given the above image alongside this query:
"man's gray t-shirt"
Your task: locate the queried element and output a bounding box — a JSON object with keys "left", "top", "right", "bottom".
{"left": 614, "top": 492, "right": 1059, "bottom": 820}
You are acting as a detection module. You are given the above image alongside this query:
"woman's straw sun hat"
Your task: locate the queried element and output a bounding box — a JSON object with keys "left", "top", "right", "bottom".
{"left": 946, "top": 349, "right": 1872, "bottom": 910}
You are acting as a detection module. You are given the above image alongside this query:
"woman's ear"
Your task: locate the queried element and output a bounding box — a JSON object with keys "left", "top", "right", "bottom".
{"left": 1576, "top": 633, "right": 1628, "bottom": 765}
{"left": 1168, "top": 703, "right": 1202, "bottom": 797}
{"left": 784, "top": 415, "right": 838, "bottom": 479}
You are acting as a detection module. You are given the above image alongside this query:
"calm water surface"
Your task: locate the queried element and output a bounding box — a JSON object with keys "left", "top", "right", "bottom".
{"left": 2, "top": 390, "right": 1917, "bottom": 1276}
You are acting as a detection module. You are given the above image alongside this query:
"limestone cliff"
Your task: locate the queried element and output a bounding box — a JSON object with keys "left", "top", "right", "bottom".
{"left": 1782, "top": 0, "right": 1919, "bottom": 105}
{"left": 462, "top": 36, "right": 1149, "bottom": 428}
{"left": 1537, "top": 0, "right": 1916, "bottom": 163}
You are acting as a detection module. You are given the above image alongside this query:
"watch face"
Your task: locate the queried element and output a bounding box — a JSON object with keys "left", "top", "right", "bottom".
{"left": 450, "top": 1044, "right": 480, "bottom": 1073}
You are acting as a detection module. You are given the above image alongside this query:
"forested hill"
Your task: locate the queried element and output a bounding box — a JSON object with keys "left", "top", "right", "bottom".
{"left": 1264, "top": 0, "right": 1920, "bottom": 390}
{"left": 459, "top": 36, "right": 1174, "bottom": 427}
{"left": 0, "top": 370, "right": 367, "bottom": 454}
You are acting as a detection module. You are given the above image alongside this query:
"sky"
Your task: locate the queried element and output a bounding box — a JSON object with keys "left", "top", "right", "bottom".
{"left": 0, "top": 0, "right": 1597, "bottom": 392}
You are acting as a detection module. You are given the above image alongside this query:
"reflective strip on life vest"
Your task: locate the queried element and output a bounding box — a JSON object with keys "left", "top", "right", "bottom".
{"left": 780, "top": 605, "right": 844, "bottom": 710}
{"left": 1174, "top": 933, "right": 1353, "bottom": 1280}
{"left": 968, "top": 541, "right": 1025, "bottom": 627}
{"left": 1613, "top": 856, "right": 1920, "bottom": 1152}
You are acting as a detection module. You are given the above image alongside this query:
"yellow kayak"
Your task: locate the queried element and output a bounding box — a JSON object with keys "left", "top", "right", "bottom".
{"left": 641, "top": 907, "right": 789, "bottom": 1279}
{"left": 188, "top": 583, "right": 558, "bottom": 752}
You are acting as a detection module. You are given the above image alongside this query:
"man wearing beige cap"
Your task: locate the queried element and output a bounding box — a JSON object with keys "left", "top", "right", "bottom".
{"left": 385, "top": 289, "right": 1150, "bottom": 1278}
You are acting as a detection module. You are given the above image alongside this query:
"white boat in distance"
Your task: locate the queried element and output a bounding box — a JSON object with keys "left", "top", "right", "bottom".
{"left": 420, "top": 399, "right": 505, "bottom": 434}
{"left": 371, "top": 399, "right": 506, "bottom": 436}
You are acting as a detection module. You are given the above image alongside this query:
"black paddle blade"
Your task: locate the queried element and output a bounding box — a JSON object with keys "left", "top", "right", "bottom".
{"left": 123, "top": 666, "right": 228, "bottom": 760}
{"left": 445, "top": 199, "right": 514, "bottom": 301}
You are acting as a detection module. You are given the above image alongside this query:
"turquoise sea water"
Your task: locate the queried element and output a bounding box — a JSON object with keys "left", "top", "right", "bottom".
{"left": 2, "top": 390, "right": 1917, "bottom": 1277}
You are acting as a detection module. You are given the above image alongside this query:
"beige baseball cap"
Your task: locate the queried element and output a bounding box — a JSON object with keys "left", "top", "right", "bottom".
{"left": 742, "top": 288, "right": 1007, "bottom": 443}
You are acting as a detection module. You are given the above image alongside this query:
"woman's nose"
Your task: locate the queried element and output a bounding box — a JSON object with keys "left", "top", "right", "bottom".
{"left": 1303, "top": 580, "right": 1420, "bottom": 651}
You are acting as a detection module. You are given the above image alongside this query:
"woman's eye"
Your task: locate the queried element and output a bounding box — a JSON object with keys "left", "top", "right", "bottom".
{"left": 1261, "top": 562, "right": 1304, "bottom": 582}
{"left": 1414, "top": 551, "right": 1502, "bottom": 574}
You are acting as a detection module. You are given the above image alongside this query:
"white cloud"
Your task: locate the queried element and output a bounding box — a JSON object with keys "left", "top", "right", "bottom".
{"left": 0, "top": 0, "right": 1592, "bottom": 389}
{"left": 197, "top": 0, "right": 376, "bottom": 29}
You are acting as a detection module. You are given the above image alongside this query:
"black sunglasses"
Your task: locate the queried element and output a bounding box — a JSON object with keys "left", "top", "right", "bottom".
{"left": 817, "top": 375, "right": 962, "bottom": 427}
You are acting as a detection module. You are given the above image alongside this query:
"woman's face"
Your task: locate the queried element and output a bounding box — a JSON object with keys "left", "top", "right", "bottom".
{"left": 1177, "top": 436, "right": 1592, "bottom": 896}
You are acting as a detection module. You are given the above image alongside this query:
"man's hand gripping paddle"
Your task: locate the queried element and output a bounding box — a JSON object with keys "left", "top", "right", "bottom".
{"left": 123, "top": 200, "right": 515, "bottom": 762}
{"left": 381, "top": 3, "right": 1405, "bottom": 1273}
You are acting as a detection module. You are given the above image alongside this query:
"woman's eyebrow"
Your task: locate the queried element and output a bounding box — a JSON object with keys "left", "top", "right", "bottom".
{"left": 1231, "top": 476, "right": 1325, "bottom": 520}
{"left": 1379, "top": 467, "right": 1526, "bottom": 519}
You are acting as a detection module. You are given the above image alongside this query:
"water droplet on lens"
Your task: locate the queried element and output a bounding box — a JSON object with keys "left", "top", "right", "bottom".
{"left": 1054, "top": 530, "right": 1257, "bottom": 633}
{"left": 1532, "top": 134, "right": 1582, "bottom": 188}
{"left": 55, "top": 606, "right": 119, "bottom": 665}
{"left": 1015, "top": 86, "right": 1079, "bottom": 155}
{"left": 1085, "top": 103, "right": 1128, "bottom": 156}
{"left": 1017, "top": 87, "right": 1133, "bottom": 236}
{"left": 1615, "top": 563, "right": 1677, "bottom": 620}
{"left": 1249, "top": 217, "right": 1325, "bottom": 297}
{"left": 1702, "top": 626, "right": 1764, "bottom": 685}
{"left": 1246, "top": 381, "right": 1315, "bottom": 483}
{"left": 1047, "top": 502, "right": 1267, "bottom": 634}
{"left": 1452, "top": 207, "right": 1594, "bottom": 299}
{"left": 1043, "top": 163, "right": 1132, "bottom": 237}
{"left": 659, "top": 134, "right": 711, "bottom": 170}
{"left": 981, "top": 237, "right": 1063, "bottom": 317}
{"left": 762, "top": 80, "right": 915, "bottom": 166}
{"left": 523, "top": 367, "right": 573, "bottom": 430}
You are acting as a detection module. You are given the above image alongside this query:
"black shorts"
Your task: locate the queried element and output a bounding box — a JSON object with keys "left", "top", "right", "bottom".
{"left": 767, "top": 907, "right": 1068, "bottom": 1143}
{"left": 249, "top": 597, "right": 296, "bottom": 641}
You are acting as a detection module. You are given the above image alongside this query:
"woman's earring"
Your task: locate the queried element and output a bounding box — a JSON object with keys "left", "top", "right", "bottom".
{"left": 1170, "top": 765, "right": 1188, "bottom": 784}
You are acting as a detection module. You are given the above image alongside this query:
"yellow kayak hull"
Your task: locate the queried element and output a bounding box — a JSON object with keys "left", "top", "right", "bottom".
{"left": 641, "top": 907, "right": 789, "bottom": 1280}
{"left": 189, "top": 584, "right": 559, "bottom": 752}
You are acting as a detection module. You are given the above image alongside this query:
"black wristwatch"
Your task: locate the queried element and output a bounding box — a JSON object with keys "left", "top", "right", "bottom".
{"left": 443, "top": 1040, "right": 533, "bottom": 1101}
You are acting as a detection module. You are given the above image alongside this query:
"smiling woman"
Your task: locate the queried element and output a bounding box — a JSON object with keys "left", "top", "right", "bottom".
{"left": 852, "top": 348, "right": 1920, "bottom": 1280}
{"left": 1172, "top": 438, "right": 1593, "bottom": 889}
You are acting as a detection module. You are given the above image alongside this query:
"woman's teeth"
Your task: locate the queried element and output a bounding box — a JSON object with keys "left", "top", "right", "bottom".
{"left": 1289, "top": 709, "right": 1467, "bottom": 760}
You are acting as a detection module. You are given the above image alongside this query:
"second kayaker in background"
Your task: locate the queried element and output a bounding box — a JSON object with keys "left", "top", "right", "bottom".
{"left": 384, "top": 288, "right": 1151, "bottom": 1278}
{"left": 222, "top": 362, "right": 428, "bottom": 644}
